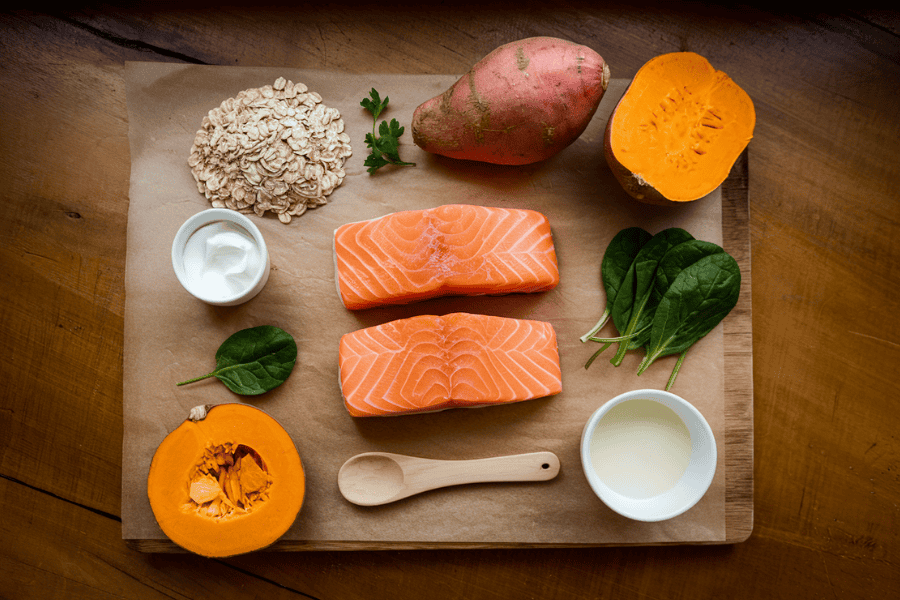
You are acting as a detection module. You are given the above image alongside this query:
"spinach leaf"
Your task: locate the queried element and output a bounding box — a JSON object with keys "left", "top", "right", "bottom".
{"left": 642, "top": 238, "right": 727, "bottom": 339}
{"left": 652, "top": 240, "right": 725, "bottom": 296}
{"left": 606, "top": 227, "right": 695, "bottom": 365}
{"left": 580, "top": 226, "right": 652, "bottom": 343}
{"left": 177, "top": 325, "right": 298, "bottom": 395}
{"left": 637, "top": 252, "right": 741, "bottom": 389}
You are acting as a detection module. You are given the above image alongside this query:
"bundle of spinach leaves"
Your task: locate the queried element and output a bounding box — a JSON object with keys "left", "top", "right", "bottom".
{"left": 582, "top": 227, "right": 741, "bottom": 390}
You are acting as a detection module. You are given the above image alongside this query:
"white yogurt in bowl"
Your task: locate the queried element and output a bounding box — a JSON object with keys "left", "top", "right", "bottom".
{"left": 172, "top": 209, "right": 270, "bottom": 306}
{"left": 581, "top": 389, "right": 716, "bottom": 522}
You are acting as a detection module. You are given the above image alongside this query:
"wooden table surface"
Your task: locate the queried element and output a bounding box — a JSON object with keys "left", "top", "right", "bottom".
{"left": 2, "top": 4, "right": 898, "bottom": 598}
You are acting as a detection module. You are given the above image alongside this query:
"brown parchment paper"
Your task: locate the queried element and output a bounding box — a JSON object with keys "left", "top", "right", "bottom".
{"left": 123, "top": 62, "right": 725, "bottom": 546}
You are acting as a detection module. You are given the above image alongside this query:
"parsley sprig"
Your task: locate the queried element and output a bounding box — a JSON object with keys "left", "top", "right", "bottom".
{"left": 360, "top": 88, "right": 416, "bottom": 174}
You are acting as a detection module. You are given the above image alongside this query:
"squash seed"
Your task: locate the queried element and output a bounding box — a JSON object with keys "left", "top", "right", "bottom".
{"left": 187, "top": 443, "right": 271, "bottom": 519}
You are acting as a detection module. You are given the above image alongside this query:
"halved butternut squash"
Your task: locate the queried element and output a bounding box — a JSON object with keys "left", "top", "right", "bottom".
{"left": 605, "top": 52, "right": 755, "bottom": 204}
{"left": 147, "top": 404, "right": 304, "bottom": 557}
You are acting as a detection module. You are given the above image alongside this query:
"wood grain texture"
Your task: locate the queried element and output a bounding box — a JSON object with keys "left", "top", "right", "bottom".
{"left": 2, "top": 3, "right": 898, "bottom": 599}
{"left": 721, "top": 150, "right": 754, "bottom": 544}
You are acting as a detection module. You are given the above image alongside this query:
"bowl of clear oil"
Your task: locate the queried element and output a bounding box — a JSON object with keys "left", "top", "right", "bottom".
{"left": 580, "top": 389, "right": 717, "bottom": 522}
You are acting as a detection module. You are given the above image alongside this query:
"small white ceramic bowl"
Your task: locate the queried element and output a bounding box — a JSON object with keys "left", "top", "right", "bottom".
{"left": 171, "top": 208, "right": 270, "bottom": 306}
{"left": 580, "top": 389, "right": 717, "bottom": 522}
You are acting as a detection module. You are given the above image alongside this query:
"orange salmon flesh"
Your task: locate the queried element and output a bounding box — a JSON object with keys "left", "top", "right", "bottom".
{"left": 333, "top": 205, "right": 559, "bottom": 310}
{"left": 339, "top": 313, "right": 562, "bottom": 416}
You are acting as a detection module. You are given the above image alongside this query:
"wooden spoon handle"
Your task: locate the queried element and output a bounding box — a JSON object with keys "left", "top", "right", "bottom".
{"left": 403, "top": 452, "right": 560, "bottom": 493}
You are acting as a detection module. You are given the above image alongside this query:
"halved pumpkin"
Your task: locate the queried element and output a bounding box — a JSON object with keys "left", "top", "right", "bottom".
{"left": 147, "top": 404, "right": 304, "bottom": 557}
{"left": 605, "top": 52, "right": 755, "bottom": 204}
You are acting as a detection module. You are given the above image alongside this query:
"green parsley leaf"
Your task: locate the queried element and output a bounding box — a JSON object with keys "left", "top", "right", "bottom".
{"left": 360, "top": 88, "right": 386, "bottom": 120}
{"left": 360, "top": 89, "right": 416, "bottom": 174}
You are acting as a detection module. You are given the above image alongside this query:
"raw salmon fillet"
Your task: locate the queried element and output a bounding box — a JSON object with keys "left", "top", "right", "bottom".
{"left": 333, "top": 204, "right": 559, "bottom": 310}
{"left": 339, "top": 313, "right": 562, "bottom": 417}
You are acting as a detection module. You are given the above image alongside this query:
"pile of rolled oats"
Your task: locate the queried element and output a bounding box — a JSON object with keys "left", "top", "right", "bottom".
{"left": 188, "top": 77, "right": 352, "bottom": 224}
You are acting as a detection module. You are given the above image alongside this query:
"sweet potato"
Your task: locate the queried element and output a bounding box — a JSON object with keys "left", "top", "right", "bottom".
{"left": 411, "top": 37, "right": 610, "bottom": 165}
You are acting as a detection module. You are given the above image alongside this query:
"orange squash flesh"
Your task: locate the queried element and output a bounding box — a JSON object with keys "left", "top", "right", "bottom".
{"left": 605, "top": 52, "right": 755, "bottom": 204}
{"left": 147, "top": 404, "right": 304, "bottom": 557}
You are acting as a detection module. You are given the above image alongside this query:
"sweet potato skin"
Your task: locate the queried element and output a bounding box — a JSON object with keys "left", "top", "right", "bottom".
{"left": 412, "top": 37, "right": 610, "bottom": 165}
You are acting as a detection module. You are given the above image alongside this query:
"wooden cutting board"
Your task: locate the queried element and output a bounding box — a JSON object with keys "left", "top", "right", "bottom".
{"left": 718, "top": 149, "right": 754, "bottom": 545}
{"left": 122, "top": 66, "right": 752, "bottom": 550}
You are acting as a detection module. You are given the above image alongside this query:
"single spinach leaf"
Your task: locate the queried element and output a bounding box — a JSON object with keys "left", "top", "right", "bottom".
{"left": 653, "top": 240, "right": 725, "bottom": 295}
{"left": 637, "top": 252, "right": 741, "bottom": 388}
{"left": 177, "top": 325, "right": 298, "bottom": 395}
{"left": 643, "top": 239, "right": 726, "bottom": 327}
{"left": 607, "top": 227, "right": 695, "bottom": 365}
{"left": 580, "top": 227, "right": 652, "bottom": 343}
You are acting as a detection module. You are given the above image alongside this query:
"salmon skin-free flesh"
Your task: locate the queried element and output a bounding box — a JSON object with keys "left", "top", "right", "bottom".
{"left": 339, "top": 313, "right": 562, "bottom": 417}
{"left": 333, "top": 204, "right": 559, "bottom": 310}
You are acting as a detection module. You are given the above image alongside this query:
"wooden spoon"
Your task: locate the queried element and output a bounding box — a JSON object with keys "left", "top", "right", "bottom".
{"left": 338, "top": 451, "right": 560, "bottom": 506}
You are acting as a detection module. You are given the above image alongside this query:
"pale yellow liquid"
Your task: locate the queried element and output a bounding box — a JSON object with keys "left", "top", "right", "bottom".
{"left": 590, "top": 399, "right": 692, "bottom": 499}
